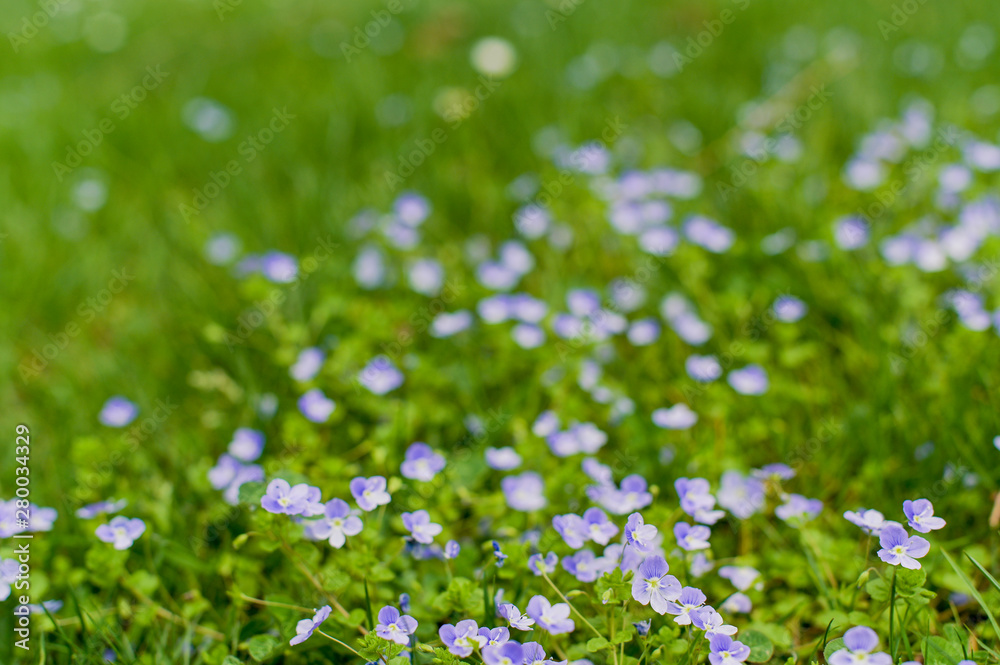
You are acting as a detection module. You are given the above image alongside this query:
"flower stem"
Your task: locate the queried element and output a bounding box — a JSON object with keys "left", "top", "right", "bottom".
{"left": 317, "top": 630, "right": 364, "bottom": 658}
{"left": 540, "top": 570, "right": 601, "bottom": 638}
{"left": 889, "top": 566, "right": 898, "bottom": 662}
{"left": 237, "top": 593, "right": 314, "bottom": 613}
{"left": 540, "top": 571, "right": 618, "bottom": 665}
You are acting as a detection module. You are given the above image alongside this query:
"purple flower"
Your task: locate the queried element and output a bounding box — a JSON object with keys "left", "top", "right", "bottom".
{"left": 76, "top": 498, "right": 128, "bottom": 519}
{"left": 727, "top": 365, "right": 769, "bottom": 395}
{"left": 298, "top": 389, "right": 336, "bottom": 423}
{"left": 394, "top": 191, "right": 430, "bottom": 226}
{"left": 708, "top": 633, "right": 751, "bottom": 665}
{"left": 686, "top": 355, "right": 722, "bottom": 382}
{"left": 290, "top": 347, "right": 325, "bottom": 382}
{"left": 628, "top": 318, "right": 662, "bottom": 345}
{"left": 1, "top": 559, "right": 22, "bottom": 601}
{"left": 526, "top": 595, "right": 574, "bottom": 634}
{"left": 483, "top": 642, "right": 523, "bottom": 665}
{"left": 261, "top": 251, "right": 298, "bottom": 283}
{"left": 522, "top": 642, "right": 549, "bottom": 665}
{"left": 582, "top": 458, "right": 613, "bottom": 484}
{"left": 529, "top": 552, "right": 558, "bottom": 576}
{"left": 684, "top": 216, "right": 734, "bottom": 253}
{"left": 718, "top": 566, "right": 759, "bottom": 592}
{"left": 350, "top": 476, "right": 391, "bottom": 512}
{"left": 478, "top": 626, "right": 510, "bottom": 647}
{"left": 827, "top": 626, "right": 892, "bottom": 665}
{"left": 721, "top": 593, "right": 752, "bottom": 614}
{"left": 444, "top": 540, "right": 460, "bottom": 559}
{"left": 844, "top": 508, "right": 886, "bottom": 535}
{"left": 902, "top": 499, "right": 946, "bottom": 533}
{"left": 492, "top": 540, "right": 508, "bottom": 567}
{"left": 773, "top": 295, "right": 807, "bottom": 322}
{"left": 402, "top": 510, "right": 442, "bottom": 545}
{"left": 27, "top": 599, "right": 63, "bottom": 614}
{"left": 440, "top": 620, "right": 487, "bottom": 657}
{"left": 775, "top": 494, "right": 823, "bottom": 525}
{"left": 532, "top": 411, "right": 560, "bottom": 437}
{"left": 289, "top": 605, "right": 332, "bottom": 646}
{"left": 652, "top": 404, "right": 698, "bottom": 430}
{"left": 674, "top": 522, "right": 711, "bottom": 551}
{"left": 717, "top": 471, "right": 765, "bottom": 519}
{"left": 431, "top": 310, "right": 474, "bottom": 338}
{"left": 752, "top": 463, "right": 796, "bottom": 481}
{"left": 498, "top": 603, "right": 535, "bottom": 630}
{"left": 95, "top": 516, "right": 146, "bottom": 550}
{"left": 502, "top": 472, "right": 547, "bottom": 511}
{"left": 208, "top": 454, "right": 242, "bottom": 490}
{"left": 691, "top": 552, "right": 714, "bottom": 577}
{"left": 25, "top": 505, "right": 57, "bottom": 532}
{"left": 616, "top": 475, "right": 653, "bottom": 513}
{"left": 553, "top": 513, "right": 588, "bottom": 549}
{"left": 562, "top": 549, "right": 602, "bottom": 582}
{"left": 228, "top": 427, "right": 265, "bottom": 462}
{"left": 582, "top": 508, "right": 619, "bottom": 545}
{"left": 359, "top": 356, "right": 404, "bottom": 395}
{"left": 400, "top": 442, "right": 446, "bottom": 481}
{"left": 305, "top": 499, "right": 363, "bottom": 548}
{"left": 877, "top": 523, "right": 930, "bottom": 569}
{"left": 631, "top": 555, "right": 681, "bottom": 614}
{"left": 375, "top": 605, "right": 417, "bottom": 645}
{"left": 692, "top": 607, "right": 737, "bottom": 636}
{"left": 486, "top": 447, "right": 522, "bottom": 470}
{"left": 666, "top": 586, "right": 707, "bottom": 624}
{"left": 834, "top": 216, "right": 870, "bottom": 250}
{"left": 625, "top": 513, "right": 659, "bottom": 553}
{"left": 261, "top": 479, "right": 323, "bottom": 516}
{"left": 99, "top": 396, "right": 138, "bottom": 427}
{"left": 546, "top": 423, "right": 608, "bottom": 457}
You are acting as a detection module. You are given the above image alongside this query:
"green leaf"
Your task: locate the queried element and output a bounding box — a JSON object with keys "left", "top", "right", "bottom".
{"left": 866, "top": 576, "right": 889, "bottom": 602}
{"left": 611, "top": 624, "right": 636, "bottom": 644}
{"left": 894, "top": 567, "right": 926, "bottom": 597}
{"left": 924, "top": 636, "right": 963, "bottom": 665}
{"left": 965, "top": 552, "right": 1000, "bottom": 594}
{"left": 823, "top": 638, "right": 845, "bottom": 663}
{"left": 247, "top": 635, "right": 279, "bottom": 662}
{"left": 238, "top": 481, "right": 267, "bottom": 505}
{"left": 742, "top": 630, "right": 774, "bottom": 663}
{"left": 223, "top": 657, "right": 243, "bottom": 665}
{"left": 587, "top": 637, "right": 609, "bottom": 652}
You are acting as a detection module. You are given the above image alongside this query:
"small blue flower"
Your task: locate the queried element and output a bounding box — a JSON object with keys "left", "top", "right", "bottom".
{"left": 402, "top": 510, "right": 443, "bottom": 544}
{"left": 99, "top": 396, "right": 138, "bottom": 427}
{"left": 528, "top": 552, "right": 558, "bottom": 576}
{"left": 492, "top": 540, "right": 508, "bottom": 567}
{"left": 95, "top": 516, "right": 146, "bottom": 550}
{"left": 289, "top": 605, "right": 332, "bottom": 646}
{"left": 375, "top": 605, "right": 417, "bottom": 645}
{"left": 497, "top": 602, "right": 535, "bottom": 630}
{"left": 400, "top": 443, "right": 446, "bottom": 481}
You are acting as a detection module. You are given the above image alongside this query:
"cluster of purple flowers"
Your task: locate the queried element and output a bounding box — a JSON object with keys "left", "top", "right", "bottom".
{"left": 208, "top": 428, "right": 266, "bottom": 505}
{"left": 844, "top": 498, "right": 945, "bottom": 570}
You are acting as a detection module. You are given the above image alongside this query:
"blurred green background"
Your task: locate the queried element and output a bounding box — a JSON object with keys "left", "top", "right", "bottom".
{"left": 1, "top": 0, "right": 999, "bottom": 661}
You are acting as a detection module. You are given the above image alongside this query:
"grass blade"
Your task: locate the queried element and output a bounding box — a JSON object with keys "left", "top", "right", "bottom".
{"left": 940, "top": 549, "right": 1000, "bottom": 640}
{"left": 964, "top": 552, "right": 1000, "bottom": 594}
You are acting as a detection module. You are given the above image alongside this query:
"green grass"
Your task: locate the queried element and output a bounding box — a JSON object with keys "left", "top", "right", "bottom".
{"left": 1, "top": 0, "right": 999, "bottom": 662}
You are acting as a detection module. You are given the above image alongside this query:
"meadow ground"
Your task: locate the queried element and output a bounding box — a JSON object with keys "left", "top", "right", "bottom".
{"left": 1, "top": 0, "right": 999, "bottom": 663}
